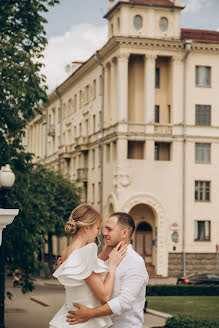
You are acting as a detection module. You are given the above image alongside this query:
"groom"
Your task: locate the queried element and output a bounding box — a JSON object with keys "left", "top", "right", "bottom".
{"left": 67, "top": 212, "right": 149, "bottom": 327}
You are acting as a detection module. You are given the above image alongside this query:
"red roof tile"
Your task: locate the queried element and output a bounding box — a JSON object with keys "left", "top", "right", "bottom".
{"left": 181, "top": 28, "right": 219, "bottom": 44}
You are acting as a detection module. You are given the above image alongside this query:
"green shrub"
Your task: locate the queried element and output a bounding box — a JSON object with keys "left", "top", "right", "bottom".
{"left": 146, "top": 285, "right": 219, "bottom": 296}
{"left": 165, "top": 315, "right": 219, "bottom": 328}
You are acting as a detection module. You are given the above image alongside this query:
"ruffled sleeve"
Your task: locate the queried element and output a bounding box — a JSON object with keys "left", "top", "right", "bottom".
{"left": 53, "top": 243, "right": 108, "bottom": 286}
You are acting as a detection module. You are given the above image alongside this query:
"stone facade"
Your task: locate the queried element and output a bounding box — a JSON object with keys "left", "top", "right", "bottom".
{"left": 168, "top": 253, "right": 219, "bottom": 277}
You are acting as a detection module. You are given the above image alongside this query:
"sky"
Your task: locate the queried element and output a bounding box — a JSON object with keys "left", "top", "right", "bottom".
{"left": 42, "top": 0, "right": 219, "bottom": 93}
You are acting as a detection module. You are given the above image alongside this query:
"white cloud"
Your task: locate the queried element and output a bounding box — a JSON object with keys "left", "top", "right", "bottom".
{"left": 183, "top": 0, "right": 212, "bottom": 13}
{"left": 41, "top": 23, "right": 108, "bottom": 93}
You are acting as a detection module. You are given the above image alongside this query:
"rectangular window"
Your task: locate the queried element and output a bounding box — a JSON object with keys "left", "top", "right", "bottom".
{"left": 195, "top": 221, "right": 210, "bottom": 241}
{"left": 74, "top": 94, "right": 77, "bottom": 112}
{"left": 92, "top": 149, "right": 95, "bottom": 169}
{"left": 93, "top": 115, "right": 96, "bottom": 134}
{"left": 154, "top": 142, "right": 171, "bottom": 161}
{"left": 93, "top": 79, "right": 96, "bottom": 99}
{"left": 68, "top": 99, "right": 71, "bottom": 115}
{"left": 154, "top": 105, "right": 160, "bottom": 123}
{"left": 195, "top": 66, "right": 211, "bottom": 87}
{"left": 128, "top": 141, "right": 144, "bottom": 159}
{"left": 85, "top": 119, "right": 89, "bottom": 136}
{"left": 168, "top": 105, "right": 171, "bottom": 123}
{"left": 79, "top": 123, "right": 82, "bottom": 136}
{"left": 195, "top": 143, "right": 211, "bottom": 164}
{"left": 106, "top": 144, "right": 110, "bottom": 162}
{"left": 99, "top": 75, "right": 102, "bottom": 96}
{"left": 195, "top": 181, "right": 210, "bottom": 201}
{"left": 85, "top": 85, "right": 89, "bottom": 103}
{"left": 58, "top": 107, "right": 61, "bottom": 123}
{"left": 195, "top": 105, "right": 211, "bottom": 126}
{"left": 92, "top": 184, "right": 95, "bottom": 204}
{"left": 98, "top": 182, "right": 101, "bottom": 203}
{"left": 155, "top": 67, "right": 160, "bottom": 88}
{"left": 112, "top": 141, "right": 117, "bottom": 161}
{"left": 79, "top": 90, "right": 82, "bottom": 108}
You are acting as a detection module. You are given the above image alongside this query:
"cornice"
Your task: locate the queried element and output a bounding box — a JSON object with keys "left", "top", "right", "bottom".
{"left": 46, "top": 35, "right": 219, "bottom": 102}
{"left": 104, "top": 1, "right": 184, "bottom": 19}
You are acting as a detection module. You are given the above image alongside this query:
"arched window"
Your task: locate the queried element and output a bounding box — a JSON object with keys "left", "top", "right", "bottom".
{"left": 137, "top": 222, "right": 152, "bottom": 232}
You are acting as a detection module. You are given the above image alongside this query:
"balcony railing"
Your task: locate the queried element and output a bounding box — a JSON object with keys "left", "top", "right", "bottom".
{"left": 48, "top": 124, "right": 55, "bottom": 137}
{"left": 154, "top": 124, "right": 173, "bottom": 136}
{"left": 77, "top": 168, "right": 88, "bottom": 181}
{"left": 75, "top": 136, "right": 88, "bottom": 151}
{"left": 128, "top": 123, "right": 146, "bottom": 134}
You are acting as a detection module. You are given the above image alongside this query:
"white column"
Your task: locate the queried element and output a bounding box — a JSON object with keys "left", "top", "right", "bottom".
{"left": 104, "top": 63, "right": 109, "bottom": 127}
{"left": 117, "top": 53, "right": 129, "bottom": 122}
{"left": 171, "top": 55, "right": 184, "bottom": 124}
{"left": 110, "top": 59, "right": 116, "bottom": 125}
{"left": 144, "top": 54, "right": 157, "bottom": 124}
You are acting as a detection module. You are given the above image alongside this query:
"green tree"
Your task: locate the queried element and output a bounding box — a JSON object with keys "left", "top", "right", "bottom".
{"left": 0, "top": 0, "right": 59, "bottom": 167}
{"left": 4, "top": 165, "right": 80, "bottom": 293}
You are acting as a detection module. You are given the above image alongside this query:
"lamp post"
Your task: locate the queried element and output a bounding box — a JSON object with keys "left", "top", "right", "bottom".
{"left": 0, "top": 164, "right": 18, "bottom": 328}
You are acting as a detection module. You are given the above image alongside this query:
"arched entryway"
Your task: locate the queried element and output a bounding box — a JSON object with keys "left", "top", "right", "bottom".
{"left": 136, "top": 222, "right": 153, "bottom": 264}
{"left": 129, "top": 203, "right": 156, "bottom": 266}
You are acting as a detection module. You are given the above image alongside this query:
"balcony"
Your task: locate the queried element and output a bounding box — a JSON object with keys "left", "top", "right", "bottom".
{"left": 58, "top": 145, "right": 71, "bottom": 159}
{"left": 48, "top": 124, "right": 55, "bottom": 137}
{"left": 128, "top": 123, "right": 146, "bottom": 134}
{"left": 75, "top": 136, "right": 88, "bottom": 152}
{"left": 77, "top": 168, "right": 88, "bottom": 181}
{"left": 154, "top": 124, "right": 173, "bottom": 136}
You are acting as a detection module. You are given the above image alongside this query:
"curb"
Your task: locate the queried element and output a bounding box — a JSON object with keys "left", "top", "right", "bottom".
{"left": 147, "top": 308, "right": 172, "bottom": 319}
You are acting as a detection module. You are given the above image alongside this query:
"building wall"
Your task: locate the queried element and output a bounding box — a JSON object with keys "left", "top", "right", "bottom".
{"left": 26, "top": 1, "right": 219, "bottom": 277}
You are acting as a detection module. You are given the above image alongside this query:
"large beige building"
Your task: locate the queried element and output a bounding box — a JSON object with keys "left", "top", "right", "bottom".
{"left": 26, "top": 0, "right": 219, "bottom": 277}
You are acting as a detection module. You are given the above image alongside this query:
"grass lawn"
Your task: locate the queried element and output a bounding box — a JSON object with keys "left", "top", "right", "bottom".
{"left": 147, "top": 296, "right": 219, "bottom": 322}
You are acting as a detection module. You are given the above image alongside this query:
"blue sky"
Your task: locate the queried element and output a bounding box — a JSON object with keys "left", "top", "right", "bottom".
{"left": 42, "top": 0, "right": 219, "bottom": 92}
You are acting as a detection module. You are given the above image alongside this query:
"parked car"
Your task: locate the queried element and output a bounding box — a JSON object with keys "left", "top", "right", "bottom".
{"left": 177, "top": 273, "right": 219, "bottom": 285}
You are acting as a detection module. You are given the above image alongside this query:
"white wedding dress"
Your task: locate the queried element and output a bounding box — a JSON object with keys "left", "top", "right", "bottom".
{"left": 49, "top": 243, "right": 112, "bottom": 328}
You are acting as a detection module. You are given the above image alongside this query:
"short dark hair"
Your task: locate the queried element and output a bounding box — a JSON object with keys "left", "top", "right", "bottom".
{"left": 110, "top": 212, "right": 135, "bottom": 238}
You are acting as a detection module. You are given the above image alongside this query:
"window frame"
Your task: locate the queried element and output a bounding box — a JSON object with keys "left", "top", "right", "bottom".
{"left": 195, "top": 180, "right": 210, "bottom": 202}
{"left": 194, "top": 220, "right": 211, "bottom": 242}
{"left": 195, "top": 65, "right": 211, "bottom": 88}
{"left": 155, "top": 67, "right": 160, "bottom": 88}
{"left": 195, "top": 143, "right": 211, "bottom": 164}
{"left": 195, "top": 104, "right": 211, "bottom": 126}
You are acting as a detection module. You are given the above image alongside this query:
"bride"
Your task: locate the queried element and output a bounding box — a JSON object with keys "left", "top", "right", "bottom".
{"left": 49, "top": 204, "right": 127, "bottom": 328}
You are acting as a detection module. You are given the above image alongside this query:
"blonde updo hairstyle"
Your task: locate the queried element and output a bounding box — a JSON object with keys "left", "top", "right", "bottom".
{"left": 65, "top": 204, "right": 102, "bottom": 236}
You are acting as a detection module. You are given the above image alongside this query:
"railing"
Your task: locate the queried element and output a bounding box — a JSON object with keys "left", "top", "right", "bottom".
{"left": 77, "top": 168, "right": 88, "bottom": 181}
{"left": 75, "top": 136, "right": 88, "bottom": 146}
{"left": 154, "top": 124, "right": 173, "bottom": 136}
{"left": 48, "top": 124, "right": 55, "bottom": 137}
{"left": 128, "top": 123, "right": 146, "bottom": 134}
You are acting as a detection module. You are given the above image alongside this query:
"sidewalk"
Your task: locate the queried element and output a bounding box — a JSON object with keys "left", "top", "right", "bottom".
{"left": 5, "top": 278, "right": 169, "bottom": 328}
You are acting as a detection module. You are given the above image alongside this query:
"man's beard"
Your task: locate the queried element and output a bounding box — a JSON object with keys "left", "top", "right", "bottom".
{"left": 105, "top": 239, "right": 121, "bottom": 248}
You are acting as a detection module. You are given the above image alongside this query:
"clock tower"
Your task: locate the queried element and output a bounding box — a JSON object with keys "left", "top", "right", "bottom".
{"left": 105, "top": 0, "right": 184, "bottom": 40}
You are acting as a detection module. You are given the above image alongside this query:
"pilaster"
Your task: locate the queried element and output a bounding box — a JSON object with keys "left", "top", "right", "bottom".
{"left": 144, "top": 54, "right": 157, "bottom": 124}
{"left": 117, "top": 53, "right": 129, "bottom": 122}
{"left": 171, "top": 55, "right": 184, "bottom": 124}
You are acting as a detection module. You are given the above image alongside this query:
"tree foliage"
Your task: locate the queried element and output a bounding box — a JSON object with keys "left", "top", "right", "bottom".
{"left": 0, "top": 0, "right": 59, "bottom": 166}
{"left": 3, "top": 165, "right": 80, "bottom": 293}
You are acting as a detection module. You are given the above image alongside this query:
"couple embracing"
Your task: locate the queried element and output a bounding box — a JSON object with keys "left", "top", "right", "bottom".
{"left": 49, "top": 204, "right": 148, "bottom": 328}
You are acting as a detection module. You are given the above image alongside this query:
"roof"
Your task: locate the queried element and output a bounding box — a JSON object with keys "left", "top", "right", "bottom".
{"left": 181, "top": 28, "right": 219, "bottom": 44}
{"left": 104, "top": 0, "right": 181, "bottom": 18}
{"left": 129, "top": 0, "right": 174, "bottom": 5}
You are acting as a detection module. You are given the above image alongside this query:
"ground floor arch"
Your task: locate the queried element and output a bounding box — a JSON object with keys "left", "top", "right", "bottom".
{"left": 121, "top": 192, "right": 168, "bottom": 277}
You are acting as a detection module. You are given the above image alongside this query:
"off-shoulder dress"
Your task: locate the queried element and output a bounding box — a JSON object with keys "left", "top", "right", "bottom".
{"left": 49, "top": 243, "right": 112, "bottom": 328}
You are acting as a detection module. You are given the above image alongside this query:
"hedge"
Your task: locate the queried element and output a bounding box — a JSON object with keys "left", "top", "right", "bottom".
{"left": 164, "top": 315, "right": 219, "bottom": 328}
{"left": 146, "top": 285, "right": 219, "bottom": 296}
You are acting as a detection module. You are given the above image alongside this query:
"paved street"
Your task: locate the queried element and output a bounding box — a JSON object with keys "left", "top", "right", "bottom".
{"left": 5, "top": 278, "right": 167, "bottom": 328}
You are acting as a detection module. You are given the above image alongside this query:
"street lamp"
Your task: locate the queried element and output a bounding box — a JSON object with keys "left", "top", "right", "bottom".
{"left": 0, "top": 164, "right": 19, "bottom": 328}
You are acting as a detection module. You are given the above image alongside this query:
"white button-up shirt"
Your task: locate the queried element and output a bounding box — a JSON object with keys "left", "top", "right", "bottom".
{"left": 107, "top": 244, "right": 149, "bottom": 328}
